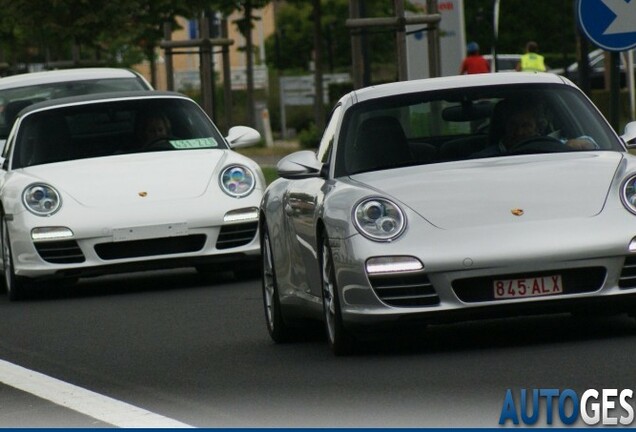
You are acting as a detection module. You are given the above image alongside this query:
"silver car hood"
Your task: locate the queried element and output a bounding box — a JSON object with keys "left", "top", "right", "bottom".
{"left": 351, "top": 152, "right": 622, "bottom": 229}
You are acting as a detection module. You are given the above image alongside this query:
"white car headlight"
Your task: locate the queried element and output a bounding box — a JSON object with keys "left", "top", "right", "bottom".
{"left": 353, "top": 197, "right": 406, "bottom": 241}
{"left": 220, "top": 165, "right": 255, "bottom": 198}
{"left": 623, "top": 175, "right": 636, "bottom": 214}
{"left": 22, "top": 183, "right": 62, "bottom": 216}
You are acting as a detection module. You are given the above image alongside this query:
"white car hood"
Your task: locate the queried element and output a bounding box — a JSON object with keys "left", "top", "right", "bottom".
{"left": 352, "top": 152, "right": 622, "bottom": 229}
{"left": 19, "top": 150, "right": 228, "bottom": 207}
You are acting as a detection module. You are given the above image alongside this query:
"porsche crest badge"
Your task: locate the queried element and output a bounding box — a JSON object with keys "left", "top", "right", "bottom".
{"left": 138, "top": 191, "right": 148, "bottom": 197}
{"left": 511, "top": 208, "right": 524, "bottom": 216}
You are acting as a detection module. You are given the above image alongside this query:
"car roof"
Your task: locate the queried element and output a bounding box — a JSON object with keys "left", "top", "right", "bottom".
{"left": 19, "top": 91, "right": 191, "bottom": 115}
{"left": 566, "top": 49, "right": 606, "bottom": 73}
{"left": 0, "top": 68, "right": 149, "bottom": 90}
{"left": 350, "top": 72, "right": 571, "bottom": 103}
{"left": 483, "top": 54, "right": 521, "bottom": 59}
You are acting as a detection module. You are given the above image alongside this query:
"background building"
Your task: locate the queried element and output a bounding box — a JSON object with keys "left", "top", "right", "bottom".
{"left": 135, "top": 5, "right": 276, "bottom": 94}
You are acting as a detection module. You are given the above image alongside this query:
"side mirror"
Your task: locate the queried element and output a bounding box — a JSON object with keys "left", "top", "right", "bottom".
{"left": 621, "top": 121, "right": 636, "bottom": 147}
{"left": 225, "top": 126, "right": 261, "bottom": 149}
{"left": 277, "top": 150, "right": 322, "bottom": 179}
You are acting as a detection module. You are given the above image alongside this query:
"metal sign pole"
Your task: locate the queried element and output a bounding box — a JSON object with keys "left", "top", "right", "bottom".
{"left": 493, "top": 0, "right": 501, "bottom": 72}
{"left": 627, "top": 50, "right": 636, "bottom": 122}
{"left": 610, "top": 52, "right": 620, "bottom": 131}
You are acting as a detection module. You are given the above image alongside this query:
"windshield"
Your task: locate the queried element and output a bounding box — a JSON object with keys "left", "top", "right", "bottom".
{"left": 0, "top": 77, "right": 149, "bottom": 140}
{"left": 11, "top": 98, "right": 226, "bottom": 169}
{"left": 336, "top": 83, "right": 622, "bottom": 176}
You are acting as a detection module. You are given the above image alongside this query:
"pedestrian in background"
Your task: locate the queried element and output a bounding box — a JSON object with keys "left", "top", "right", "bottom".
{"left": 516, "top": 41, "right": 546, "bottom": 72}
{"left": 459, "top": 41, "right": 490, "bottom": 75}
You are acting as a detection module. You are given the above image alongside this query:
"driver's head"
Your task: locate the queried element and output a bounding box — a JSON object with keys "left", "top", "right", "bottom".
{"left": 503, "top": 108, "right": 539, "bottom": 148}
{"left": 137, "top": 111, "right": 171, "bottom": 146}
{"left": 499, "top": 99, "right": 544, "bottom": 149}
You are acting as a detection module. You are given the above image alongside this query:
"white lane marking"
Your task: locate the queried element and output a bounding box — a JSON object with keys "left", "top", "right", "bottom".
{"left": 0, "top": 359, "right": 193, "bottom": 428}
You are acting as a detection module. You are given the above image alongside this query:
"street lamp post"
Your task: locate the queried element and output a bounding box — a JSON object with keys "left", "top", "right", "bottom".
{"left": 492, "top": 0, "right": 500, "bottom": 72}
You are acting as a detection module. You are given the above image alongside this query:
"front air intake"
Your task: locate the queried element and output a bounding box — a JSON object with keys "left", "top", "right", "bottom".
{"left": 216, "top": 222, "right": 258, "bottom": 250}
{"left": 368, "top": 272, "right": 440, "bottom": 307}
{"left": 34, "top": 240, "right": 85, "bottom": 264}
{"left": 620, "top": 255, "right": 636, "bottom": 289}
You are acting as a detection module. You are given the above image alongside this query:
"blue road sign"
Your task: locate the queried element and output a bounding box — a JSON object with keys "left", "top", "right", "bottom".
{"left": 578, "top": 0, "right": 636, "bottom": 52}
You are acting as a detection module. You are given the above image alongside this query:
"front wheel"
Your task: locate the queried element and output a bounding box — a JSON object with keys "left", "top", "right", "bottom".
{"left": 321, "top": 236, "right": 354, "bottom": 355}
{"left": 262, "top": 224, "right": 294, "bottom": 342}
{"left": 1, "top": 215, "right": 27, "bottom": 301}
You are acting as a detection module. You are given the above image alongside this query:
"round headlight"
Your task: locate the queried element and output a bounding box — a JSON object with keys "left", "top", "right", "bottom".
{"left": 22, "top": 183, "right": 62, "bottom": 216}
{"left": 220, "top": 165, "right": 255, "bottom": 198}
{"left": 623, "top": 175, "right": 636, "bottom": 214}
{"left": 353, "top": 197, "right": 406, "bottom": 241}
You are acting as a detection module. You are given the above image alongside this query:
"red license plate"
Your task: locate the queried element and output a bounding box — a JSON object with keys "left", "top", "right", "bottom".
{"left": 493, "top": 275, "right": 563, "bottom": 299}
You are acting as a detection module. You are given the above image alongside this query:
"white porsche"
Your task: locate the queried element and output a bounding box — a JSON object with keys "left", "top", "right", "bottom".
{"left": 0, "top": 91, "right": 264, "bottom": 300}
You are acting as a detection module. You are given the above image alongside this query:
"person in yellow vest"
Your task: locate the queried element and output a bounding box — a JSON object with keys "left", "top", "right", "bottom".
{"left": 516, "top": 41, "right": 546, "bottom": 72}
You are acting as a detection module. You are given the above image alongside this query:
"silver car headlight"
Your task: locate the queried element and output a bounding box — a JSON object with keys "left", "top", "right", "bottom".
{"left": 622, "top": 175, "right": 636, "bottom": 214}
{"left": 22, "top": 183, "right": 62, "bottom": 216}
{"left": 353, "top": 197, "right": 406, "bottom": 241}
{"left": 220, "top": 165, "right": 255, "bottom": 198}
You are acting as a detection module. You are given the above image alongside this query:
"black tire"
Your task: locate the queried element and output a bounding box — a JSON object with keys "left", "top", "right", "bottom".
{"left": 320, "top": 235, "right": 355, "bottom": 355}
{"left": 262, "top": 223, "right": 294, "bottom": 342}
{"left": 1, "top": 215, "right": 27, "bottom": 301}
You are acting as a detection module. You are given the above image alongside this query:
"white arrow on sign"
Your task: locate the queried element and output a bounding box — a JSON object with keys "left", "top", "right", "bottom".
{"left": 601, "top": 0, "right": 636, "bottom": 35}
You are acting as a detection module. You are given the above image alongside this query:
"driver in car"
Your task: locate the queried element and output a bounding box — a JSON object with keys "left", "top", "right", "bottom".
{"left": 473, "top": 98, "right": 597, "bottom": 158}
{"left": 134, "top": 110, "right": 173, "bottom": 151}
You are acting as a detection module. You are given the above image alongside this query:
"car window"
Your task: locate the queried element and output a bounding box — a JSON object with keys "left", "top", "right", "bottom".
{"left": 499, "top": 59, "right": 518, "bottom": 71}
{"left": 11, "top": 98, "right": 226, "bottom": 169}
{"left": 335, "top": 84, "right": 622, "bottom": 177}
{"left": 483, "top": 55, "right": 521, "bottom": 72}
{"left": 0, "top": 77, "right": 150, "bottom": 140}
{"left": 317, "top": 104, "right": 342, "bottom": 165}
{"left": 592, "top": 55, "right": 604, "bottom": 69}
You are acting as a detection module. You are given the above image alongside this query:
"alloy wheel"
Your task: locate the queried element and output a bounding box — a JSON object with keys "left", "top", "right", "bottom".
{"left": 321, "top": 238, "right": 337, "bottom": 345}
{"left": 263, "top": 231, "right": 276, "bottom": 330}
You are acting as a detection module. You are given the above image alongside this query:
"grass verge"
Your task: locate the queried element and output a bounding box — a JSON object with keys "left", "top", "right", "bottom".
{"left": 262, "top": 166, "right": 279, "bottom": 185}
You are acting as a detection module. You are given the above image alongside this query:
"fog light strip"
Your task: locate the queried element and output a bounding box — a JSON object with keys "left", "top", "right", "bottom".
{"left": 224, "top": 208, "right": 259, "bottom": 223}
{"left": 367, "top": 258, "right": 423, "bottom": 274}
{"left": 31, "top": 228, "right": 73, "bottom": 241}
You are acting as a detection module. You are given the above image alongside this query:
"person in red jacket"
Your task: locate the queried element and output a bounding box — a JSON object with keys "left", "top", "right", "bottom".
{"left": 459, "top": 42, "right": 490, "bottom": 75}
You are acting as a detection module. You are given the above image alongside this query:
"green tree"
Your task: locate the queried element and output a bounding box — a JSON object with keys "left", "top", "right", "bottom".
{"left": 266, "top": 0, "right": 421, "bottom": 134}
{"left": 0, "top": 0, "right": 213, "bottom": 72}
{"left": 266, "top": 0, "right": 400, "bottom": 76}
{"left": 266, "top": 2, "right": 313, "bottom": 72}
{"left": 232, "top": 0, "right": 272, "bottom": 127}
{"left": 193, "top": 0, "right": 272, "bottom": 127}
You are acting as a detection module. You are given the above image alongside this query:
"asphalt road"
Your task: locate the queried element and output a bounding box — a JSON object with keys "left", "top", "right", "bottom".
{"left": 0, "top": 269, "right": 635, "bottom": 427}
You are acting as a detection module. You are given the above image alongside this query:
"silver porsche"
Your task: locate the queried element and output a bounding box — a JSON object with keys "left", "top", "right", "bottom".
{"left": 259, "top": 72, "right": 636, "bottom": 355}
